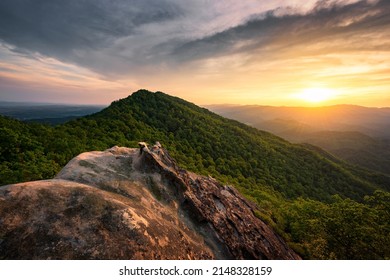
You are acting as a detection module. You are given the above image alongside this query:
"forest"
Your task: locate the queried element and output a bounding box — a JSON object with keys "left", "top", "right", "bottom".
{"left": 1, "top": 89, "right": 389, "bottom": 259}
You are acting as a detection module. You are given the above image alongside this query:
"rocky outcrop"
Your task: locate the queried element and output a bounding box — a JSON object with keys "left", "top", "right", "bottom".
{"left": 0, "top": 143, "right": 300, "bottom": 260}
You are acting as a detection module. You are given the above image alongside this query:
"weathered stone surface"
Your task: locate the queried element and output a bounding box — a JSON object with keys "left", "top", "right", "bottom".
{"left": 0, "top": 143, "right": 300, "bottom": 260}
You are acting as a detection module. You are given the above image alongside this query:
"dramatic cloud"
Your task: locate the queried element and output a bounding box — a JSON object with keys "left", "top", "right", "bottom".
{"left": 173, "top": 0, "right": 390, "bottom": 60}
{"left": 0, "top": 0, "right": 187, "bottom": 75}
{"left": 0, "top": 0, "right": 329, "bottom": 75}
{"left": 0, "top": 0, "right": 389, "bottom": 105}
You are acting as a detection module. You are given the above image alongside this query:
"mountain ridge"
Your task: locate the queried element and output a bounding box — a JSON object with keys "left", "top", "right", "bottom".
{"left": 2, "top": 89, "right": 390, "bottom": 204}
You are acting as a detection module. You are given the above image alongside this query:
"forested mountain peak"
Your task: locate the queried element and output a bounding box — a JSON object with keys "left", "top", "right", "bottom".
{"left": 1, "top": 89, "right": 389, "bottom": 259}
{"left": 84, "top": 90, "right": 389, "bottom": 200}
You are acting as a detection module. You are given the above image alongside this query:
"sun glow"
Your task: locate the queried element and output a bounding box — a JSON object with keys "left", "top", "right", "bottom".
{"left": 298, "top": 87, "right": 336, "bottom": 103}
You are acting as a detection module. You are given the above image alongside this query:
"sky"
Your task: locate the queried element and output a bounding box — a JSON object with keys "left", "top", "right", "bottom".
{"left": 0, "top": 0, "right": 389, "bottom": 106}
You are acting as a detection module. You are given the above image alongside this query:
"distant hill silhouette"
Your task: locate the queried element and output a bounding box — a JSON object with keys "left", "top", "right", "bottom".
{"left": 207, "top": 104, "right": 390, "bottom": 175}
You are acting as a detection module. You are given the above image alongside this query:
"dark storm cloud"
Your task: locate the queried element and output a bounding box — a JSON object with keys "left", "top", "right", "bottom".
{"left": 0, "top": 0, "right": 183, "bottom": 61}
{"left": 172, "top": 0, "right": 390, "bottom": 61}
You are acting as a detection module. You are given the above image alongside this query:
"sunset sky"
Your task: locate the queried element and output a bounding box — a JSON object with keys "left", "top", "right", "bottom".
{"left": 0, "top": 0, "right": 389, "bottom": 106}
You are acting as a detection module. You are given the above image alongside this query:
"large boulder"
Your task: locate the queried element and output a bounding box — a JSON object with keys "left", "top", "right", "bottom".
{"left": 0, "top": 143, "right": 300, "bottom": 260}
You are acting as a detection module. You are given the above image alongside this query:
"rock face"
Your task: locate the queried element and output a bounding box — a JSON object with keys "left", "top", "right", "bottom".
{"left": 0, "top": 143, "right": 300, "bottom": 260}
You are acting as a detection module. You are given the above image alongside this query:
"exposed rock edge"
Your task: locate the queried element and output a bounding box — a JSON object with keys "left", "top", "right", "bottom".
{"left": 0, "top": 143, "right": 300, "bottom": 260}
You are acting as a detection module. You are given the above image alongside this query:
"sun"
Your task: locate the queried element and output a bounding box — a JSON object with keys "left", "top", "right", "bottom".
{"left": 298, "top": 88, "right": 335, "bottom": 103}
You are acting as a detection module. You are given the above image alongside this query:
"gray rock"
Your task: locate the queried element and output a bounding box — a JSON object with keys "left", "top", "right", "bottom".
{"left": 0, "top": 143, "right": 300, "bottom": 260}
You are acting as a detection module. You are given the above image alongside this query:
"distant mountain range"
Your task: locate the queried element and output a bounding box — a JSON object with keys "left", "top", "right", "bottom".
{"left": 0, "top": 102, "right": 104, "bottom": 125}
{"left": 1, "top": 90, "right": 389, "bottom": 259}
{"left": 207, "top": 104, "right": 390, "bottom": 175}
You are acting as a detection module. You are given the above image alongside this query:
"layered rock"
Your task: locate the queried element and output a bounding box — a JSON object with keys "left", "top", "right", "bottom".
{"left": 0, "top": 143, "right": 300, "bottom": 260}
